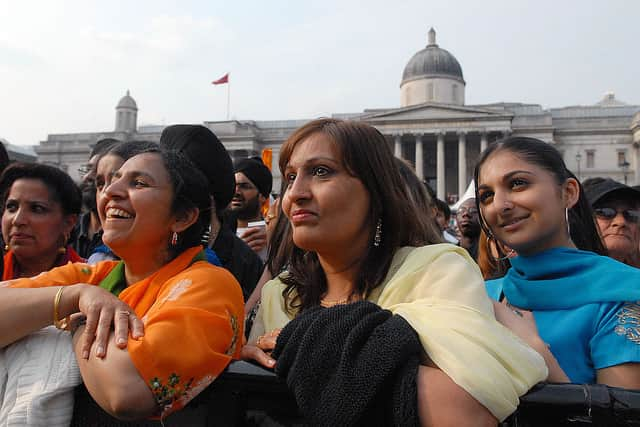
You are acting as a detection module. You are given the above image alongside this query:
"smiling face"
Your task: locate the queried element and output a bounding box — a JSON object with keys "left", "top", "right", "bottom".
{"left": 477, "top": 149, "right": 578, "bottom": 256}
{"left": 281, "top": 132, "right": 372, "bottom": 258}
{"left": 97, "top": 152, "right": 177, "bottom": 260}
{"left": 2, "top": 178, "right": 75, "bottom": 263}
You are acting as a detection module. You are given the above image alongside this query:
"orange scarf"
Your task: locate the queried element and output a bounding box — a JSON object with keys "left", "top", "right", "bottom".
{"left": 2, "top": 246, "right": 85, "bottom": 281}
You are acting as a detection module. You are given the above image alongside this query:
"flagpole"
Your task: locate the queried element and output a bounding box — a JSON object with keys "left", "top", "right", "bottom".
{"left": 226, "top": 78, "right": 231, "bottom": 120}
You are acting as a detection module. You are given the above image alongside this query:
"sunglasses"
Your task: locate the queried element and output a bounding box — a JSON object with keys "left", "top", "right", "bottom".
{"left": 593, "top": 207, "right": 640, "bottom": 223}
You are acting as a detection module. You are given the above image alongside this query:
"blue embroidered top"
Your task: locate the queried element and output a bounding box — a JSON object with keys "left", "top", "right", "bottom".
{"left": 486, "top": 247, "right": 640, "bottom": 383}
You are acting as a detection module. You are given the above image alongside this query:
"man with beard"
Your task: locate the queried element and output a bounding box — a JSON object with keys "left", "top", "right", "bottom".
{"left": 72, "top": 138, "right": 120, "bottom": 259}
{"left": 456, "top": 197, "right": 481, "bottom": 261}
{"left": 231, "top": 158, "right": 272, "bottom": 260}
{"left": 583, "top": 177, "right": 640, "bottom": 268}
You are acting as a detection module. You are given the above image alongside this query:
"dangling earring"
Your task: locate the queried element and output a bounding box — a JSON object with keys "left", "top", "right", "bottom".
{"left": 4, "top": 244, "right": 8, "bottom": 251}
{"left": 57, "top": 232, "right": 69, "bottom": 254}
{"left": 565, "top": 207, "right": 571, "bottom": 238}
{"left": 486, "top": 233, "right": 514, "bottom": 262}
{"left": 171, "top": 232, "right": 179, "bottom": 246}
{"left": 201, "top": 225, "right": 211, "bottom": 245}
{"left": 373, "top": 219, "right": 382, "bottom": 247}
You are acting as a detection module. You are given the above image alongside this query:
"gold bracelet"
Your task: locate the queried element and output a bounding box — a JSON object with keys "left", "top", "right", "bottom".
{"left": 53, "top": 286, "right": 70, "bottom": 330}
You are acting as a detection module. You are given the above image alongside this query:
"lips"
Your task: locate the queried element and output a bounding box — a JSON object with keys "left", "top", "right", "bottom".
{"left": 9, "top": 232, "right": 33, "bottom": 241}
{"left": 105, "top": 207, "right": 134, "bottom": 219}
{"left": 290, "top": 209, "right": 317, "bottom": 225}
{"left": 499, "top": 215, "right": 528, "bottom": 231}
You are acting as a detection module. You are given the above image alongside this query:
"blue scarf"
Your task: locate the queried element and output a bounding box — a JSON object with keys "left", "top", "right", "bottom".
{"left": 502, "top": 247, "right": 640, "bottom": 310}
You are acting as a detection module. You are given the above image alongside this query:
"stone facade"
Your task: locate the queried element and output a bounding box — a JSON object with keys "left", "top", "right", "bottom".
{"left": 36, "top": 31, "right": 640, "bottom": 201}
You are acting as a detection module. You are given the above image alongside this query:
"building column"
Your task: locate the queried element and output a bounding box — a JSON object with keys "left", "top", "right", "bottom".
{"left": 394, "top": 134, "right": 402, "bottom": 158}
{"left": 436, "top": 132, "right": 445, "bottom": 200}
{"left": 415, "top": 133, "right": 424, "bottom": 180}
{"left": 458, "top": 132, "right": 467, "bottom": 197}
{"left": 480, "top": 132, "right": 488, "bottom": 153}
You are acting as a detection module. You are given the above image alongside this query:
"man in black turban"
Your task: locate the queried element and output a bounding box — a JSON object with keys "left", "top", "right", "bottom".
{"left": 230, "top": 158, "right": 273, "bottom": 260}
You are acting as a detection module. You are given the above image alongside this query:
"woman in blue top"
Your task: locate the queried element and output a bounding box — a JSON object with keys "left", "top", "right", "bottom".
{"left": 475, "top": 136, "right": 640, "bottom": 388}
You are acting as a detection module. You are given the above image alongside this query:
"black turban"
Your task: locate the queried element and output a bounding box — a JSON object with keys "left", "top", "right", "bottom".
{"left": 159, "top": 124, "right": 235, "bottom": 211}
{"left": 234, "top": 158, "right": 273, "bottom": 198}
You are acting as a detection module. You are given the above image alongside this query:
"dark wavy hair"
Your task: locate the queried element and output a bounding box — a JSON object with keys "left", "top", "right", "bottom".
{"left": 279, "top": 118, "right": 442, "bottom": 313}
{"left": 473, "top": 136, "right": 606, "bottom": 256}
{"left": 0, "top": 162, "right": 81, "bottom": 216}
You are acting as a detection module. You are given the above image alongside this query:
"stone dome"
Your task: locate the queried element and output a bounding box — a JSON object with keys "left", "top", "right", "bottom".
{"left": 401, "top": 28, "right": 465, "bottom": 85}
{"left": 116, "top": 90, "right": 138, "bottom": 110}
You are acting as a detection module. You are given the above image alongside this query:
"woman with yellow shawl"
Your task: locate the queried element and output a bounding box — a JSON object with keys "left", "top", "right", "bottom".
{"left": 0, "top": 146, "right": 243, "bottom": 421}
{"left": 243, "top": 119, "right": 548, "bottom": 426}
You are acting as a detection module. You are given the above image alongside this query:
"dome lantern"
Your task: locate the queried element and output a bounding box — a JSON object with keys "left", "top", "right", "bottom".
{"left": 400, "top": 29, "right": 466, "bottom": 107}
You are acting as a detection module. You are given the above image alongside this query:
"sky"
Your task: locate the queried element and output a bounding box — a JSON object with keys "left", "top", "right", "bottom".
{"left": 0, "top": 0, "right": 637, "bottom": 146}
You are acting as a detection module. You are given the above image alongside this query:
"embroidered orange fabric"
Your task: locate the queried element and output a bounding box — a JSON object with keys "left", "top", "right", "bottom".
{"left": 8, "top": 246, "right": 244, "bottom": 416}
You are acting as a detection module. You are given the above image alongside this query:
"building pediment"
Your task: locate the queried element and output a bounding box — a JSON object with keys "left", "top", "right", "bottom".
{"left": 362, "top": 103, "right": 512, "bottom": 122}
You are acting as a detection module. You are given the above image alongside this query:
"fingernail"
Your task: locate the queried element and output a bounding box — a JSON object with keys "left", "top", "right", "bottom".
{"left": 96, "top": 346, "right": 104, "bottom": 357}
{"left": 82, "top": 350, "right": 89, "bottom": 359}
{"left": 268, "top": 359, "right": 276, "bottom": 366}
{"left": 117, "top": 337, "right": 126, "bottom": 345}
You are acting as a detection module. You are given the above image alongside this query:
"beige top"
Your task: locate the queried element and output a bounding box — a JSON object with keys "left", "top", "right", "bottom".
{"left": 250, "top": 244, "right": 547, "bottom": 421}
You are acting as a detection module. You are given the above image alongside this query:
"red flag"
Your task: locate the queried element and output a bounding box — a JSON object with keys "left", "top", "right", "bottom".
{"left": 212, "top": 73, "right": 229, "bottom": 85}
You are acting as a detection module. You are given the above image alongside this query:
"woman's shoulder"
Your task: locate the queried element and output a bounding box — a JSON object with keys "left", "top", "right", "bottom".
{"left": 261, "top": 274, "right": 289, "bottom": 301}
{"left": 388, "top": 244, "right": 480, "bottom": 277}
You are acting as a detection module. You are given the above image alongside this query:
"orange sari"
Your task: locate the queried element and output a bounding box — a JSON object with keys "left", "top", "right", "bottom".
{"left": 7, "top": 246, "right": 244, "bottom": 417}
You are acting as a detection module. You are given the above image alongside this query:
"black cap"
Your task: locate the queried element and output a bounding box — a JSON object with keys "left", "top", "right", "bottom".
{"left": 159, "top": 125, "right": 235, "bottom": 211}
{"left": 582, "top": 178, "right": 640, "bottom": 206}
{"left": 234, "top": 158, "right": 272, "bottom": 198}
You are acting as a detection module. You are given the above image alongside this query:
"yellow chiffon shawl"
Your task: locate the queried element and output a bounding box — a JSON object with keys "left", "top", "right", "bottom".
{"left": 250, "top": 244, "right": 547, "bottom": 421}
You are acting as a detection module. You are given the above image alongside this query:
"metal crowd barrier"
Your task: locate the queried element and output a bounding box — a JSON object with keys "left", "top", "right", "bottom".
{"left": 71, "top": 361, "right": 640, "bottom": 426}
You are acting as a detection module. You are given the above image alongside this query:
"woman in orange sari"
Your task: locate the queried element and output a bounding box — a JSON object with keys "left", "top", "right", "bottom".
{"left": 0, "top": 162, "right": 84, "bottom": 280}
{"left": 0, "top": 147, "right": 243, "bottom": 421}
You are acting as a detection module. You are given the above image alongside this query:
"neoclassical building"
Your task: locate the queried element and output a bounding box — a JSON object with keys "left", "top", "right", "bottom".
{"left": 37, "top": 29, "right": 640, "bottom": 202}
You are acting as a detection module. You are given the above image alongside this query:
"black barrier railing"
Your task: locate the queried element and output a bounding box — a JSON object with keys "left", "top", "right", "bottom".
{"left": 71, "top": 361, "right": 640, "bottom": 426}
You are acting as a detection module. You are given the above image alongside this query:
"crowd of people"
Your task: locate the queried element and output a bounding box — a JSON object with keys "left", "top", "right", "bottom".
{"left": 0, "top": 119, "right": 638, "bottom": 426}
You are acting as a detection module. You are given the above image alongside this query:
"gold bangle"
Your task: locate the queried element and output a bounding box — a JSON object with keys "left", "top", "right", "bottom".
{"left": 53, "top": 286, "right": 70, "bottom": 330}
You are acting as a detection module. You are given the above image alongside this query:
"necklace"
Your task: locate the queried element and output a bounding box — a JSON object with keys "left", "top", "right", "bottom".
{"left": 320, "top": 297, "right": 350, "bottom": 308}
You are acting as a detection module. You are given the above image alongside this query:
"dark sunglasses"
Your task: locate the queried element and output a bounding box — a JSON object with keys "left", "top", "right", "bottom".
{"left": 594, "top": 207, "right": 640, "bottom": 223}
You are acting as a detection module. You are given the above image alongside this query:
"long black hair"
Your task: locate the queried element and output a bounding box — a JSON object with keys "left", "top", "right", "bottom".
{"left": 473, "top": 136, "right": 606, "bottom": 256}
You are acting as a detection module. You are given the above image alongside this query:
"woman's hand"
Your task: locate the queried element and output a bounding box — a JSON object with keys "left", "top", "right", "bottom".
{"left": 492, "top": 300, "right": 542, "bottom": 349}
{"left": 69, "top": 284, "right": 144, "bottom": 359}
{"left": 492, "top": 300, "right": 569, "bottom": 382}
{"left": 240, "top": 328, "right": 281, "bottom": 369}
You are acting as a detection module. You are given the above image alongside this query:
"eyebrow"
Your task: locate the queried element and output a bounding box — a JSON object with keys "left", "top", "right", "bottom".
{"left": 114, "top": 170, "right": 156, "bottom": 181}
{"left": 285, "top": 156, "right": 339, "bottom": 169}
{"left": 477, "top": 170, "right": 535, "bottom": 190}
